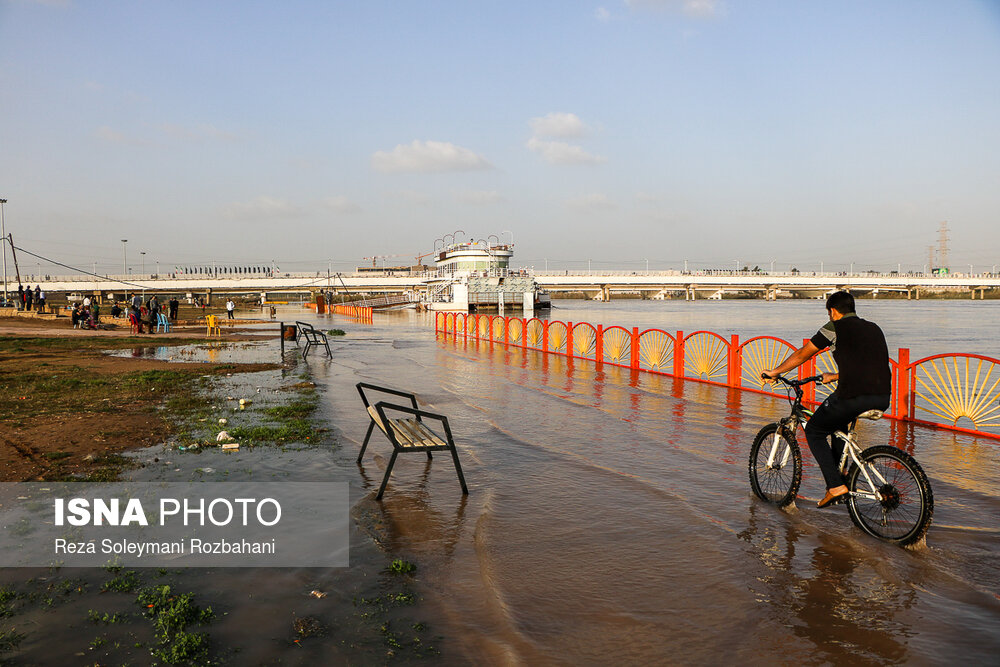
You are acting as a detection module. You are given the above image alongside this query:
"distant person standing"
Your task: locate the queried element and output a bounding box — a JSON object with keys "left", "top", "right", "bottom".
{"left": 33, "top": 285, "right": 41, "bottom": 311}
{"left": 226, "top": 298, "right": 235, "bottom": 320}
{"left": 83, "top": 294, "right": 91, "bottom": 310}
{"left": 17, "top": 284, "right": 24, "bottom": 310}
{"left": 36, "top": 288, "right": 45, "bottom": 312}
{"left": 147, "top": 295, "right": 160, "bottom": 332}
{"left": 168, "top": 296, "right": 179, "bottom": 320}
{"left": 25, "top": 286, "right": 33, "bottom": 311}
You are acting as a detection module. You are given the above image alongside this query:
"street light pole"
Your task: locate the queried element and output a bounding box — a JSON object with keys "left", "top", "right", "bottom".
{"left": 140, "top": 252, "right": 145, "bottom": 276}
{"left": 121, "top": 239, "right": 128, "bottom": 277}
{"left": 0, "top": 198, "right": 7, "bottom": 303}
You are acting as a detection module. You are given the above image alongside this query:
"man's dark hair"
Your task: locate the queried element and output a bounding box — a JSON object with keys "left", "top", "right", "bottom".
{"left": 826, "top": 290, "right": 856, "bottom": 315}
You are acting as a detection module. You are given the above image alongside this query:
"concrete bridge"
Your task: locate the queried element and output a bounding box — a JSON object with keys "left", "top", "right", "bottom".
{"left": 5, "top": 270, "right": 999, "bottom": 302}
{"left": 530, "top": 270, "right": 1000, "bottom": 300}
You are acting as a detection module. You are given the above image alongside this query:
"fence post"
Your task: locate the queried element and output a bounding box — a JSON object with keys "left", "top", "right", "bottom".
{"left": 673, "top": 330, "right": 684, "bottom": 377}
{"left": 801, "top": 338, "right": 816, "bottom": 404}
{"left": 630, "top": 327, "right": 640, "bottom": 369}
{"left": 522, "top": 317, "right": 528, "bottom": 348}
{"left": 567, "top": 322, "right": 574, "bottom": 359}
{"left": 504, "top": 316, "right": 510, "bottom": 346}
{"left": 895, "top": 348, "right": 910, "bottom": 419}
{"left": 726, "top": 334, "right": 739, "bottom": 386}
{"left": 596, "top": 324, "right": 604, "bottom": 364}
{"left": 542, "top": 320, "right": 549, "bottom": 353}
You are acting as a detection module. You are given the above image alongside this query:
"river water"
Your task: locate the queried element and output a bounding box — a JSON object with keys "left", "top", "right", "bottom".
{"left": 306, "top": 299, "right": 1000, "bottom": 664}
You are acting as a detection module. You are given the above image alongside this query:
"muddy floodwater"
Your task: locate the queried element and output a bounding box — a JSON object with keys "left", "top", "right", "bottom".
{"left": 5, "top": 300, "right": 997, "bottom": 664}
{"left": 309, "top": 300, "right": 1000, "bottom": 664}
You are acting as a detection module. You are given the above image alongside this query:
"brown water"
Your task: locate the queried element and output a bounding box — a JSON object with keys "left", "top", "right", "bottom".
{"left": 6, "top": 302, "right": 996, "bottom": 664}
{"left": 306, "top": 301, "right": 1000, "bottom": 664}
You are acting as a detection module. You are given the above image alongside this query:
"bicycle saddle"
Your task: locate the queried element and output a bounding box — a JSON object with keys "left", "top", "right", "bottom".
{"left": 857, "top": 409, "right": 883, "bottom": 420}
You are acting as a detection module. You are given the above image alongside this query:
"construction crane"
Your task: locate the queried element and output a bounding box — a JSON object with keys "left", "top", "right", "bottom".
{"left": 362, "top": 254, "right": 404, "bottom": 268}
{"left": 414, "top": 250, "right": 437, "bottom": 265}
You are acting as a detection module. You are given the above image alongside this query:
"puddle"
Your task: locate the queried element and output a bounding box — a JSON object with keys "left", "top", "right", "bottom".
{"left": 105, "top": 341, "right": 271, "bottom": 364}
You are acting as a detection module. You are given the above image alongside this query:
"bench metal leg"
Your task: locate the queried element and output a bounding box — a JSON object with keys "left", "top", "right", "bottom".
{"left": 450, "top": 445, "right": 469, "bottom": 495}
{"left": 376, "top": 450, "right": 399, "bottom": 500}
{"left": 358, "top": 421, "right": 375, "bottom": 462}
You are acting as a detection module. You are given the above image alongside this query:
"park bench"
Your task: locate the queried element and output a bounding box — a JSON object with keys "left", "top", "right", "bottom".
{"left": 294, "top": 321, "right": 332, "bottom": 358}
{"left": 356, "top": 382, "right": 469, "bottom": 500}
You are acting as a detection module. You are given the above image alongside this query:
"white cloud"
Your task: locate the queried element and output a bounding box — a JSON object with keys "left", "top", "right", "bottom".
{"left": 527, "top": 137, "right": 605, "bottom": 165}
{"left": 595, "top": 7, "right": 611, "bottom": 22}
{"left": 322, "top": 196, "right": 361, "bottom": 215}
{"left": 224, "top": 196, "right": 304, "bottom": 221}
{"left": 566, "top": 193, "right": 616, "bottom": 210}
{"left": 529, "top": 112, "right": 589, "bottom": 138}
{"left": 372, "top": 140, "right": 493, "bottom": 173}
{"left": 455, "top": 190, "right": 503, "bottom": 205}
{"left": 626, "top": 0, "right": 726, "bottom": 19}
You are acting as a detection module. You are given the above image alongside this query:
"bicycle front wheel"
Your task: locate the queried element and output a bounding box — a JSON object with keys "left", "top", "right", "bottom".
{"left": 749, "top": 423, "right": 802, "bottom": 507}
{"left": 846, "top": 445, "right": 934, "bottom": 546}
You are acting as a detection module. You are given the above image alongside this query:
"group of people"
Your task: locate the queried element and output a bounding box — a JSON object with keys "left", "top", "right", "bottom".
{"left": 69, "top": 295, "right": 100, "bottom": 329}
{"left": 114, "top": 293, "right": 181, "bottom": 333}
{"left": 11, "top": 284, "right": 46, "bottom": 312}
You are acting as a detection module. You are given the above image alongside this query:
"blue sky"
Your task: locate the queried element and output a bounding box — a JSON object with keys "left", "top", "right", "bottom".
{"left": 1, "top": 0, "right": 998, "bottom": 275}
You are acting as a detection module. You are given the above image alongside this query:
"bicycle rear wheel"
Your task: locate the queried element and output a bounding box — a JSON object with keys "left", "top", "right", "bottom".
{"left": 749, "top": 423, "right": 802, "bottom": 507}
{"left": 846, "top": 445, "right": 933, "bottom": 546}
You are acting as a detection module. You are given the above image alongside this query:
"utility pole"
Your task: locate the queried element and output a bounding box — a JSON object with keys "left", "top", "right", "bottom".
{"left": 121, "top": 239, "right": 128, "bottom": 276}
{"left": 938, "top": 221, "right": 950, "bottom": 273}
{"left": 0, "top": 198, "right": 7, "bottom": 303}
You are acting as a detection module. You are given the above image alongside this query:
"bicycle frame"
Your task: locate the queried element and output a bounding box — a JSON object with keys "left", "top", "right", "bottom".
{"left": 766, "top": 377, "right": 888, "bottom": 503}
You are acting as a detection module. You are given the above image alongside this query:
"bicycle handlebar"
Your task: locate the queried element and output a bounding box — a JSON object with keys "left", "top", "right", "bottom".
{"left": 761, "top": 373, "right": 823, "bottom": 387}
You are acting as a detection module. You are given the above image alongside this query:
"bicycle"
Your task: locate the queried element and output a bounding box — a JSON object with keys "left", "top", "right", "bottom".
{"left": 748, "top": 375, "right": 933, "bottom": 546}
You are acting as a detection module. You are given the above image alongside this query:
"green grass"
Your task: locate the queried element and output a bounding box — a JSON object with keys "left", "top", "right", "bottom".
{"left": 227, "top": 419, "right": 317, "bottom": 444}
{"left": 136, "top": 585, "right": 214, "bottom": 665}
{"left": 102, "top": 570, "right": 140, "bottom": 593}
{"left": 388, "top": 559, "right": 417, "bottom": 575}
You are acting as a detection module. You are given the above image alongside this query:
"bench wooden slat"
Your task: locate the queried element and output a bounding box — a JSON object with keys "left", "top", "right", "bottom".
{"left": 367, "top": 405, "right": 387, "bottom": 433}
{"left": 390, "top": 419, "right": 443, "bottom": 448}
{"left": 399, "top": 418, "right": 447, "bottom": 447}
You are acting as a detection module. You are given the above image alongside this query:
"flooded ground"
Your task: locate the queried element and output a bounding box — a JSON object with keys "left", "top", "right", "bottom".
{"left": 305, "top": 305, "right": 1000, "bottom": 664}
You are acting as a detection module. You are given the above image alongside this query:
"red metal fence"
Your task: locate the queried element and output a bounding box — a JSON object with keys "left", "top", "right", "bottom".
{"left": 435, "top": 312, "right": 1000, "bottom": 441}
{"left": 333, "top": 304, "right": 373, "bottom": 321}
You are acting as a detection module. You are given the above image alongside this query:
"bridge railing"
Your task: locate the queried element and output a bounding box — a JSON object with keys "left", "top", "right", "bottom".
{"left": 435, "top": 312, "right": 1000, "bottom": 441}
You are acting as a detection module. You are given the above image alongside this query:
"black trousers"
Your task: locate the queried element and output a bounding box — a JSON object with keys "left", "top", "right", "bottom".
{"left": 804, "top": 392, "right": 890, "bottom": 489}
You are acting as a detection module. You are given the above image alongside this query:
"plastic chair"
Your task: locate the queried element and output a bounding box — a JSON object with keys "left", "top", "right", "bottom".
{"left": 206, "top": 314, "right": 221, "bottom": 337}
{"left": 128, "top": 311, "right": 141, "bottom": 334}
{"left": 156, "top": 312, "right": 172, "bottom": 333}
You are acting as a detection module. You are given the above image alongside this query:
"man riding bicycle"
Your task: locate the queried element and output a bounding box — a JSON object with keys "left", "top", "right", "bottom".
{"left": 762, "top": 291, "right": 892, "bottom": 508}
